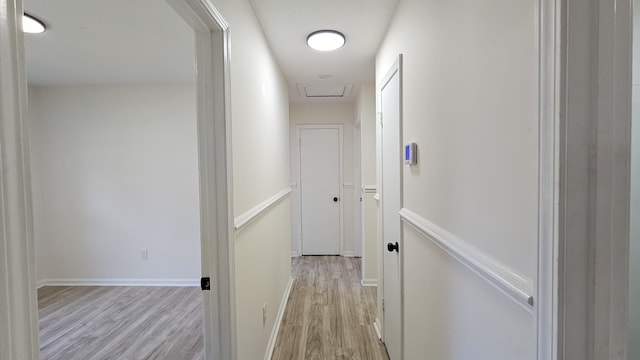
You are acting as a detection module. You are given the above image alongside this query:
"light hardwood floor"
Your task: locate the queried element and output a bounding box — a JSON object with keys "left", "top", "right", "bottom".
{"left": 38, "top": 286, "right": 203, "bottom": 360}
{"left": 272, "top": 256, "right": 389, "bottom": 360}
{"left": 38, "top": 257, "right": 387, "bottom": 360}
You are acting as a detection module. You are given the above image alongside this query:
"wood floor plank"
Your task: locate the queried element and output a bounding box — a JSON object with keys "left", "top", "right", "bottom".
{"left": 39, "top": 256, "right": 387, "bottom": 360}
{"left": 38, "top": 286, "right": 203, "bottom": 360}
{"left": 272, "top": 256, "right": 390, "bottom": 360}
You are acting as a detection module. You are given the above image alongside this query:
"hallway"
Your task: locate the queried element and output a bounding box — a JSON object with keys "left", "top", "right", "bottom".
{"left": 272, "top": 256, "right": 388, "bottom": 359}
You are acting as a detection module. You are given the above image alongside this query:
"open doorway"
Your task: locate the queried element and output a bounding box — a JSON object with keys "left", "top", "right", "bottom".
{"left": 21, "top": 0, "right": 235, "bottom": 358}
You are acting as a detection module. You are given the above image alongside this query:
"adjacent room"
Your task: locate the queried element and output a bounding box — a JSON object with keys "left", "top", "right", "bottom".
{"left": 24, "top": 0, "right": 204, "bottom": 358}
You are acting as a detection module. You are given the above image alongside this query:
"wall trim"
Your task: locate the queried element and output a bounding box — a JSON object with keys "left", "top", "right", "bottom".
{"left": 0, "top": 1, "right": 40, "bottom": 357}
{"left": 234, "top": 188, "right": 292, "bottom": 231}
{"left": 343, "top": 251, "right": 356, "bottom": 257}
{"left": 374, "top": 318, "right": 382, "bottom": 339}
{"left": 290, "top": 251, "right": 300, "bottom": 258}
{"left": 264, "top": 277, "right": 294, "bottom": 360}
{"left": 165, "top": 2, "right": 236, "bottom": 358}
{"left": 536, "top": 0, "right": 559, "bottom": 358}
{"left": 399, "top": 208, "right": 534, "bottom": 311}
{"left": 361, "top": 279, "right": 378, "bottom": 287}
{"left": 36, "top": 278, "right": 200, "bottom": 289}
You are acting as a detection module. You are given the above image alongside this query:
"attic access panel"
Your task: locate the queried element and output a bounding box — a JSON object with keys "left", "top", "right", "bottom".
{"left": 297, "top": 83, "right": 354, "bottom": 98}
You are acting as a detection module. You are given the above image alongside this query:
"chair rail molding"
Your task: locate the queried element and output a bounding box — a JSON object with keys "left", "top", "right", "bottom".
{"left": 234, "top": 188, "right": 292, "bottom": 231}
{"left": 398, "top": 208, "right": 534, "bottom": 311}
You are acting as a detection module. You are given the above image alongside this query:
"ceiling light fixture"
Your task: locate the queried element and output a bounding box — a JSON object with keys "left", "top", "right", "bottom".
{"left": 23, "top": 13, "right": 46, "bottom": 34}
{"left": 306, "top": 30, "right": 345, "bottom": 52}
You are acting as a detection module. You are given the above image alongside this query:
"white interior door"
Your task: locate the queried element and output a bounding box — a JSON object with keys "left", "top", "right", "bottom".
{"left": 381, "top": 58, "right": 402, "bottom": 360}
{"left": 300, "top": 127, "right": 341, "bottom": 255}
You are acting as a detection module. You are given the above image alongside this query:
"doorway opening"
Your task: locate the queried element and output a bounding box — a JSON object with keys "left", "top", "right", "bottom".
{"left": 25, "top": 1, "right": 202, "bottom": 358}
{"left": 18, "top": 0, "right": 235, "bottom": 358}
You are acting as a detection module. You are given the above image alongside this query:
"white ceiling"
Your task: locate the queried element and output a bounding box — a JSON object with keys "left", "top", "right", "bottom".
{"left": 24, "top": 0, "right": 195, "bottom": 86}
{"left": 249, "top": 0, "right": 399, "bottom": 102}
{"left": 23, "top": 0, "right": 399, "bottom": 102}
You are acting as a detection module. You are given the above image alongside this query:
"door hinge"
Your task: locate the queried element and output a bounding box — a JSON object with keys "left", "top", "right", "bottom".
{"left": 382, "top": 298, "right": 385, "bottom": 312}
{"left": 200, "top": 277, "right": 211, "bottom": 291}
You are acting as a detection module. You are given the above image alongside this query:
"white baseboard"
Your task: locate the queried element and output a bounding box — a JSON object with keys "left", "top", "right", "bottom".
{"left": 361, "top": 279, "right": 378, "bottom": 287}
{"left": 265, "top": 277, "right": 294, "bottom": 360}
{"left": 342, "top": 251, "right": 356, "bottom": 257}
{"left": 36, "top": 278, "right": 200, "bottom": 289}
{"left": 290, "top": 251, "right": 300, "bottom": 257}
{"left": 374, "top": 318, "right": 382, "bottom": 339}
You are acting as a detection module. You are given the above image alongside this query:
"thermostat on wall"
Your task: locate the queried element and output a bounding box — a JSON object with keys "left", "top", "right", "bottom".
{"left": 404, "top": 143, "right": 417, "bottom": 165}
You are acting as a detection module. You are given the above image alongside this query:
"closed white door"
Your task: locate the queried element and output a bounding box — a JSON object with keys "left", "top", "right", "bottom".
{"left": 381, "top": 58, "right": 402, "bottom": 360}
{"left": 299, "top": 127, "right": 341, "bottom": 255}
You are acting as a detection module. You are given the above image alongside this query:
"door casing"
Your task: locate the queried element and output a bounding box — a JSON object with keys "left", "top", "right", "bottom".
{"left": 378, "top": 55, "right": 403, "bottom": 360}
{"left": 0, "top": 0, "right": 237, "bottom": 359}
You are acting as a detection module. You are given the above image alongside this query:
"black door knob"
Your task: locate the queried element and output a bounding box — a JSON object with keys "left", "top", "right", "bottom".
{"left": 333, "top": 197, "right": 338, "bottom": 202}
{"left": 387, "top": 242, "right": 399, "bottom": 252}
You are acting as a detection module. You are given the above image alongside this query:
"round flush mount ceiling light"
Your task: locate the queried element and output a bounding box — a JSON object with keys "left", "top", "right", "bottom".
{"left": 306, "top": 30, "right": 345, "bottom": 51}
{"left": 23, "top": 13, "right": 46, "bottom": 34}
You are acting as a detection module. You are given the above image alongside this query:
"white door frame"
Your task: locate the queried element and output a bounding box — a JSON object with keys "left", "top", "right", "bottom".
{"left": 354, "top": 119, "right": 363, "bottom": 258}
{"left": 0, "top": 0, "right": 236, "bottom": 359}
{"left": 536, "top": 0, "right": 633, "bottom": 358}
{"left": 0, "top": 1, "right": 39, "bottom": 358}
{"left": 166, "top": 1, "right": 235, "bottom": 359}
{"left": 553, "top": 0, "right": 632, "bottom": 359}
{"left": 296, "top": 124, "right": 344, "bottom": 256}
{"left": 376, "top": 55, "right": 403, "bottom": 355}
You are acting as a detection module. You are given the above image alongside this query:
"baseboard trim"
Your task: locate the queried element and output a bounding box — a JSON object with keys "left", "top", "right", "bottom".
{"left": 342, "top": 251, "right": 356, "bottom": 257}
{"left": 265, "top": 277, "right": 294, "bottom": 360}
{"left": 290, "top": 251, "right": 300, "bottom": 257}
{"left": 361, "top": 279, "right": 378, "bottom": 287}
{"left": 36, "top": 278, "right": 199, "bottom": 289}
{"left": 374, "top": 318, "right": 382, "bottom": 339}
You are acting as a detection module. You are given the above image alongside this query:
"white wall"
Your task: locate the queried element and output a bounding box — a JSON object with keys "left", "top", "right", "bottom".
{"left": 212, "top": 1, "right": 292, "bottom": 359}
{"left": 28, "top": 85, "right": 201, "bottom": 283}
{"left": 289, "top": 102, "right": 356, "bottom": 257}
{"left": 376, "top": 0, "right": 538, "bottom": 358}
{"left": 355, "top": 83, "right": 378, "bottom": 284}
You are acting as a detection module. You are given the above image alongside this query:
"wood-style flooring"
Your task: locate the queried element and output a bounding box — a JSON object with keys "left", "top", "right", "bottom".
{"left": 38, "top": 286, "right": 203, "bottom": 360}
{"left": 272, "top": 256, "right": 389, "bottom": 360}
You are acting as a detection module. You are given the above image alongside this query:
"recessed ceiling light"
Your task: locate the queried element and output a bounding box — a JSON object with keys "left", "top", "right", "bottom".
{"left": 23, "top": 13, "right": 46, "bottom": 34}
{"left": 306, "top": 30, "right": 345, "bottom": 52}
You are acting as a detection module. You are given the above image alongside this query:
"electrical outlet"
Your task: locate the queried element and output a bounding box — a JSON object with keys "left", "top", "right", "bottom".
{"left": 262, "top": 303, "right": 267, "bottom": 326}
{"left": 140, "top": 249, "right": 148, "bottom": 260}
